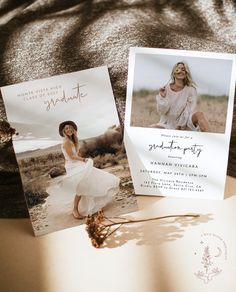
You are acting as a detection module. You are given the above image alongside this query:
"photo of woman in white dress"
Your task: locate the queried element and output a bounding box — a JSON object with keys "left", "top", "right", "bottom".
{"left": 48, "top": 120, "right": 120, "bottom": 219}
{"left": 151, "top": 62, "right": 210, "bottom": 131}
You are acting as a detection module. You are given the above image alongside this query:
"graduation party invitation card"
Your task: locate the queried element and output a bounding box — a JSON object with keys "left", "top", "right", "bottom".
{"left": 124, "top": 48, "right": 236, "bottom": 200}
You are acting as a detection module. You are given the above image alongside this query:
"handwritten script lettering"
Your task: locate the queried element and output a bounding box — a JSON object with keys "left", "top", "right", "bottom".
{"left": 44, "top": 83, "right": 87, "bottom": 111}
{"left": 148, "top": 140, "right": 203, "bottom": 157}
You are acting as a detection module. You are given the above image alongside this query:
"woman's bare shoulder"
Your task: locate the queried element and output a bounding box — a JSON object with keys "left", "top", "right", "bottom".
{"left": 62, "top": 140, "right": 73, "bottom": 149}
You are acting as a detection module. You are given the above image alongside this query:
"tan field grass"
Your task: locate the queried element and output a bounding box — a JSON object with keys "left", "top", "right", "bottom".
{"left": 131, "top": 90, "right": 228, "bottom": 133}
{"left": 18, "top": 145, "right": 135, "bottom": 208}
{"left": 17, "top": 145, "right": 137, "bottom": 234}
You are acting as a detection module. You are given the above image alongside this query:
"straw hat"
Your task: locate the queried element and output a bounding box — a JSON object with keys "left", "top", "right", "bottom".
{"left": 59, "top": 121, "right": 77, "bottom": 137}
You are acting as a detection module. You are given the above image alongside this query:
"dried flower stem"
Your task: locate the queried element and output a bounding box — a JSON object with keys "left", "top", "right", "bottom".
{"left": 86, "top": 212, "right": 200, "bottom": 248}
{"left": 103, "top": 214, "right": 200, "bottom": 228}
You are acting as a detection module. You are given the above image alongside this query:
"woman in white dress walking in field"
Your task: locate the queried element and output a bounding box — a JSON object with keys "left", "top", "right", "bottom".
{"left": 153, "top": 62, "right": 209, "bottom": 131}
{"left": 57, "top": 121, "right": 120, "bottom": 219}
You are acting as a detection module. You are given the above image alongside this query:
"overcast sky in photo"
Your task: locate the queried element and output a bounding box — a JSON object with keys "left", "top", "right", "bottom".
{"left": 133, "top": 53, "right": 233, "bottom": 95}
{"left": 2, "top": 66, "right": 119, "bottom": 153}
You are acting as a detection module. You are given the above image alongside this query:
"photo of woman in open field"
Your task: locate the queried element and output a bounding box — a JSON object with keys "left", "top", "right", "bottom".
{"left": 150, "top": 61, "right": 210, "bottom": 131}
{"left": 131, "top": 53, "right": 232, "bottom": 134}
{"left": 46, "top": 120, "right": 120, "bottom": 219}
{"left": 1, "top": 67, "right": 137, "bottom": 235}
{"left": 15, "top": 122, "right": 136, "bottom": 236}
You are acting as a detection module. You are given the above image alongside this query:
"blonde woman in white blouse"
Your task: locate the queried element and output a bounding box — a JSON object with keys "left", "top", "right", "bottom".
{"left": 154, "top": 62, "right": 209, "bottom": 131}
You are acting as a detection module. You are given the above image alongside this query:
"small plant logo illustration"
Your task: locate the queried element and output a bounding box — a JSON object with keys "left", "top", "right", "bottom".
{"left": 194, "top": 233, "right": 227, "bottom": 284}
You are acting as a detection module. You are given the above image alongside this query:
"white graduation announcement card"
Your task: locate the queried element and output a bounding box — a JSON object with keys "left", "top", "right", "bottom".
{"left": 1, "top": 66, "right": 137, "bottom": 236}
{"left": 124, "top": 48, "right": 236, "bottom": 200}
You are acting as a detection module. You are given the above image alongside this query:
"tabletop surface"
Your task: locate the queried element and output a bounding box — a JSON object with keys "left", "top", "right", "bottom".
{"left": 1, "top": 176, "right": 236, "bottom": 292}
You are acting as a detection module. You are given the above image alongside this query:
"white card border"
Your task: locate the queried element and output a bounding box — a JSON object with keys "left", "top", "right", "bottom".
{"left": 125, "top": 47, "right": 236, "bottom": 200}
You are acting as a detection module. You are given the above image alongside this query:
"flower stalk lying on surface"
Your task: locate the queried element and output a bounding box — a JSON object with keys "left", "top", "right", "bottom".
{"left": 85, "top": 211, "right": 200, "bottom": 248}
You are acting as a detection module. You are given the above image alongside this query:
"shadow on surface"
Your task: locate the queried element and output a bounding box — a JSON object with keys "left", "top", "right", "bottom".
{"left": 103, "top": 213, "right": 213, "bottom": 249}
{"left": 0, "top": 219, "right": 48, "bottom": 292}
{"left": 224, "top": 176, "right": 236, "bottom": 199}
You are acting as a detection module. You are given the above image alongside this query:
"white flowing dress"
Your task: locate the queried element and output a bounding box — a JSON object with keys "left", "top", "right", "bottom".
{"left": 47, "top": 144, "right": 120, "bottom": 216}
{"left": 156, "top": 84, "right": 199, "bottom": 131}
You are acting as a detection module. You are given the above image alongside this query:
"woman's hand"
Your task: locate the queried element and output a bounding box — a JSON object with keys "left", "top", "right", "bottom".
{"left": 159, "top": 86, "right": 166, "bottom": 97}
{"left": 71, "top": 128, "right": 77, "bottom": 135}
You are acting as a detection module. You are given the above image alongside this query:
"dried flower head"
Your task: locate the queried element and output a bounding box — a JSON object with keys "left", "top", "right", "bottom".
{"left": 86, "top": 211, "right": 110, "bottom": 248}
{"left": 0, "top": 120, "right": 18, "bottom": 143}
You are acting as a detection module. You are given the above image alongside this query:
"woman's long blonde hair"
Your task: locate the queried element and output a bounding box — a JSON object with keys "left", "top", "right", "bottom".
{"left": 63, "top": 126, "right": 79, "bottom": 150}
{"left": 170, "top": 61, "right": 196, "bottom": 87}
